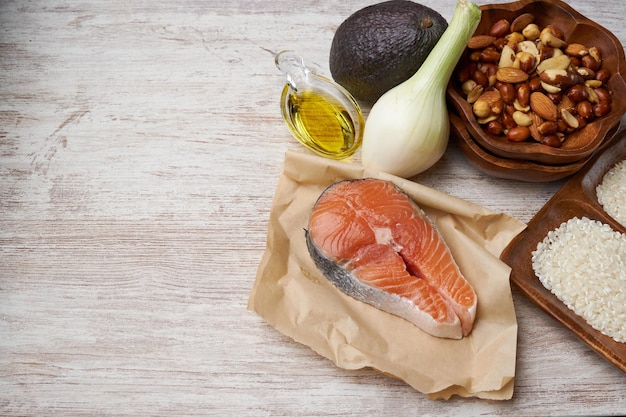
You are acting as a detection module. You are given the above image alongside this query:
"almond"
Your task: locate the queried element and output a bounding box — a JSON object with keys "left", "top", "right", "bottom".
{"left": 528, "top": 111, "right": 544, "bottom": 142}
{"left": 510, "top": 13, "right": 535, "bottom": 33}
{"left": 530, "top": 92, "right": 558, "bottom": 121}
{"left": 496, "top": 67, "right": 529, "bottom": 84}
{"left": 473, "top": 90, "right": 502, "bottom": 120}
{"left": 477, "top": 89, "right": 502, "bottom": 107}
{"left": 467, "top": 35, "right": 496, "bottom": 49}
{"left": 565, "top": 43, "right": 588, "bottom": 57}
{"left": 557, "top": 94, "right": 575, "bottom": 113}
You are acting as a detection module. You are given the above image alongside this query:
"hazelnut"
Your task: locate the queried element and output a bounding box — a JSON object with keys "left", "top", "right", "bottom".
{"left": 473, "top": 99, "right": 491, "bottom": 118}
{"left": 522, "top": 23, "right": 540, "bottom": 40}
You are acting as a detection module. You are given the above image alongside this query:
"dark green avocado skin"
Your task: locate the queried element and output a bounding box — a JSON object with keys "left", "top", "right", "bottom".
{"left": 330, "top": 0, "right": 448, "bottom": 105}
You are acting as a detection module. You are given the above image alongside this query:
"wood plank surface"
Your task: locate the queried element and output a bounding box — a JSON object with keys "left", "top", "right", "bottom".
{"left": 1, "top": 0, "right": 625, "bottom": 415}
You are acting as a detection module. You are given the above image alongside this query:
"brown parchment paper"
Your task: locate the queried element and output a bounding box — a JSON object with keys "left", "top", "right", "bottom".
{"left": 248, "top": 150, "right": 527, "bottom": 400}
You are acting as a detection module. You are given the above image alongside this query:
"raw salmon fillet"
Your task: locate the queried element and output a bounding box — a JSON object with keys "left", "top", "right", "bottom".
{"left": 305, "top": 178, "right": 477, "bottom": 339}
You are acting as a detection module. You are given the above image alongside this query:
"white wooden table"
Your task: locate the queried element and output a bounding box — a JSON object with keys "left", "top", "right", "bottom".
{"left": 1, "top": 0, "right": 625, "bottom": 415}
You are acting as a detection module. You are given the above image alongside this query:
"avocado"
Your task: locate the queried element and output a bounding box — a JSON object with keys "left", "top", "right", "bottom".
{"left": 329, "top": 0, "right": 448, "bottom": 105}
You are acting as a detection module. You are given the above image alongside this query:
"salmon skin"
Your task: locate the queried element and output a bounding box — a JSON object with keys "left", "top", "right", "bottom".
{"left": 305, "top": 178, "right": 477, "bottom": 339}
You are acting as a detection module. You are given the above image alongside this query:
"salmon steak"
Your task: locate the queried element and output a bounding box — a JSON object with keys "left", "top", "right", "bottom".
{"left": 305, "top": 178, "right": 477, "bottom": 339}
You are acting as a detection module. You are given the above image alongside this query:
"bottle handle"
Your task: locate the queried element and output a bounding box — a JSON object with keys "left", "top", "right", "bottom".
{"left": 275, "top": 50, "right": 311, "bottom": 91}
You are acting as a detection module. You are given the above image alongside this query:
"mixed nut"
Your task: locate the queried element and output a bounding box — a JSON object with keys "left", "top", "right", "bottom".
{"left": 456, "top": 13, "right": 613, "bottom": 147}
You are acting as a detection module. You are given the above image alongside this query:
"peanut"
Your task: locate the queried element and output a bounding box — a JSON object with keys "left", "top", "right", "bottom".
{"left": 576, "top": 101, "right": 593, "bottom": 119}
{"left": 512, "top": 111, "right": 533, "bottom": 127}
{"left": 490, "top": 19, "right": 510, "bottom": 38}
{"left": 480, "top": 48, "right": 501, "bottom": 63}
{"left": 461, "top": 79, "right": 477, "bottom": 96}
{"left": 560, "top": 109, "right": 580, "bottom": 129}
{"left": 507, "top": 126, "right": 531, "bottom": 142}
{"left": 486, "top": 120, "right": 504, "bottom": 135}
{"left": 466, "top": 84, "right": 484, "bottom": 104}
{"left": 542, "top": 134, "right": 563, "bottom": 147}
{"left": 593, "top": 101, "right": 611, "bottom": 117}
{"left": 538, "top": 121, "right": 558, "bottom": 136}
{"left": 582, "top": 54, "right": 600, "bottom": 71}
{"left": 515, "top": 83, "right": 531, "bottom": 107}
{"left": 595, "top": 87, "right": 612, "bottom": 104}
{"left": 566, "top": 84, "right": 588, "bottom": 102}
{"left": 497, "top": 82, "right": 516, "bottom": 104}
{"left": 596, "top": 69, "right": 611, "bottom": 84}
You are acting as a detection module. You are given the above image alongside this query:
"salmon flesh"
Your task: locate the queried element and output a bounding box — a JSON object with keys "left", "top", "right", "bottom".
{"left": 305, "top": 178, "right": 477, "bottom": 339}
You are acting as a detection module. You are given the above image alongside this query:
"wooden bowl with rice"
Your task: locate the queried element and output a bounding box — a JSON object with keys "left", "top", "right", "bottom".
{"left": 500, "top": 131, "right": 626, "bottom": 372}
{"left": 447, "top": 0, "right": 626, "bottom": 170}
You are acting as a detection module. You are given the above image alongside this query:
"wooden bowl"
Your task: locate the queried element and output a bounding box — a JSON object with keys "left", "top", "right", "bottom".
{"left": 449, "top": 112, "right": 617, "bottom": 183}
{"left": 447, "top": 0, "right": 626, "bottom": 166}
{"left": 500, "top": 132, "right": 626, "bottom": 371}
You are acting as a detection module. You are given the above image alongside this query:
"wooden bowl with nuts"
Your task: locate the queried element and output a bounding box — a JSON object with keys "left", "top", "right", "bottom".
{"left": 450, "top": 112, "right": 601, "bottom": 182}
{"left": 447, "top": 0, "right": 626, "bottom": 166}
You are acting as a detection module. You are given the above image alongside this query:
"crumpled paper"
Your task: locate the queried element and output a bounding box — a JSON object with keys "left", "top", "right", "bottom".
{"left": 248, "top": 150, "right": 527, "bottom": 400}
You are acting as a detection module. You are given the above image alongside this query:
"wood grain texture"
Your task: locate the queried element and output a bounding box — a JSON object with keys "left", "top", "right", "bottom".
{"left": 1, "top": 0, "right": 625, "bottom": 415}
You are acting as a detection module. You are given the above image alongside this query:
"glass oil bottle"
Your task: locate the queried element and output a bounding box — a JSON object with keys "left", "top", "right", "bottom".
{"left": 275, "top": 51, "right": 364, "bottom": 160}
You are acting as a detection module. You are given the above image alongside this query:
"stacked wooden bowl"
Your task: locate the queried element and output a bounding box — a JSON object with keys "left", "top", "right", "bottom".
{"left": 446, "top": 0, "right": 626, "bottom": 182}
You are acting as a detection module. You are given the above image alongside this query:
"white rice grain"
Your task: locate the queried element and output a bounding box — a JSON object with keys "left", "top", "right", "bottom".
{"left": 597, "top": 159, "right": 626, "bottom": 228}
{"left": 531, "top": 217, "right": 626, "bottom": 343}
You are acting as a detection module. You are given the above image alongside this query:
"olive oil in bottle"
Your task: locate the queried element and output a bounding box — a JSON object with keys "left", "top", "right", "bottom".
{"left": 285, "top": 89, "right": 359, "bottom": 158}
{"left": 276, "top": 51, "right": 363, "bottom": 160}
